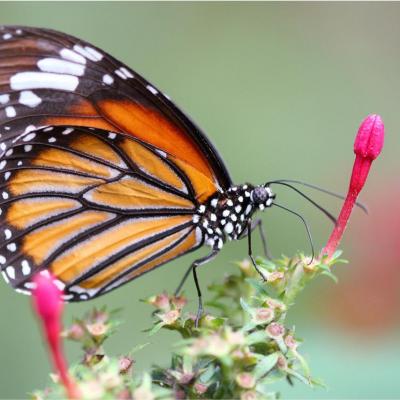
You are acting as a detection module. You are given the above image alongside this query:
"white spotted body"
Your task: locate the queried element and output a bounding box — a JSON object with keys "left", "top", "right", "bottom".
{"left": 193, "top": 184, "right": 275, "bottom": 250}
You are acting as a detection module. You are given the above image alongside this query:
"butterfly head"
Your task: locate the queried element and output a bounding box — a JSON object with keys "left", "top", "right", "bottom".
{"left": 250, "top": 185, "right": 275, "bottom": 211}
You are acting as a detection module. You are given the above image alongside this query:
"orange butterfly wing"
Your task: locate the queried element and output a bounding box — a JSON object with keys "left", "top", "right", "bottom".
{"left": 0, "top": 126, "right": 204, "bottom": 299}
{"left": 0, "top": 25, "right": 232, "bottom": 202}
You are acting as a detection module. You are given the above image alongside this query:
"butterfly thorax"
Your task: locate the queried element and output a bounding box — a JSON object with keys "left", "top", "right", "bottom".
{"left": 193, "top": 184, "right": 275, "bottom": 250}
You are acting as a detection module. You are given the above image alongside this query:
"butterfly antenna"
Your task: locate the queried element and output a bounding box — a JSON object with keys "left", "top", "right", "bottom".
{"left": 273, "top": 202, "right": 315, "bottom": 264}
{"left": 267, "top": 181, "right": 337, "bottom": 225}
{"left": 270, "top": 179, "right": 368, "bottom": 214}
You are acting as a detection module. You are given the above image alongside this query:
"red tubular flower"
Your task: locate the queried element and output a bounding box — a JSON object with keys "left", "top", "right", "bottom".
{"left": 322, "top": 114, "right": 384, "bottom": 258}
{"left": 32, "top": 272, "right": 79, "bottom": 399}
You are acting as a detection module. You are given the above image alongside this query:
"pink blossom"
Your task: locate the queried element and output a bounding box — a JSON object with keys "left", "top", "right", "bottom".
{"left": 322, "top": 114, "right": 384, "bottom": 258}
{"left": 32, "top": 272, "right": 79, "bottom": 399}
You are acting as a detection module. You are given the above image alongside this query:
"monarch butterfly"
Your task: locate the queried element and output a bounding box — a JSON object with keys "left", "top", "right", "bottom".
{"left": 0, "top": 26, "right": 335, "bottom": 322}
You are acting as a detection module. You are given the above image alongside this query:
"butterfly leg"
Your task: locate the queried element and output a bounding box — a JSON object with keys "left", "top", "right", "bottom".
{"left": 247, "top": 219, "right": 267, "bottom": 281}
{"left": 251, "top": 218, "right": 273, "bottom": 260}
{"left": 175, "top": 250, "right": 219, "bottom": 327}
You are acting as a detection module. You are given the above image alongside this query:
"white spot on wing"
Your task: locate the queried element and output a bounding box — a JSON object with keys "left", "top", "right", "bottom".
{"left": 73, "top": 45, "right": 103, "bottom": 62}
{"left": 5, "top": 106, "right": 16, "bottom": 118}
{"left": 16, "top": 288, "right": 30, "bottom": 295}
{"left": 38, "top": 58, "right": 85, "bottom": 76}
{"left": 2, "top": 271, "right": 9, "bottom": 284}
{"left": 84, "top": 46, "right": 103, "bottom": 61}
{"left": 39, "top": 269, "right": 50, "bottom": 278}
{"left": 19, "top": 91, "right": 42, "bottom": 108}
{"left": 25, "top": 282, "right": 37, "bottom": 290}
{"left": 10, "top": 72, "right": 79, "bottom": 91}
{"left": 115, "top": 69, "right": 125, "bottom": 79}
{"left": 120, "top": 67, "right": 133, "bottom": 78}
{"left": 155, "top": 149, "right": 167, "bottom": 158}
{"left": 54, "top": 279, "right": 65, "bottom": 290}
{"left": 21, "top": 260, "right": 31, "bottom": 276}
{"left": 103, "top": 74, "right": 114, "bottom": 85}
{"left": 2, "top": 33, "right": 12, "bottom": 40}
{"left": 22, "top": 132, "right": 36, "bottom": 142}
{"left": 60, "top": 48, "right": 86, "bottom": 65}
{"left": 7, "top": 243, "right": 16, "bottom": 252}
{"left": 115, "top": 67, "right": 133, "bottom": 80}
{"left": 24, "top": 125, "right": 37, "bottom": 134}
{"left": 0, "top": 94, "right": 10, "bottom": 104}
{"left": 62, "top": 127, "right": 74, "bottom": 135}
{"left": 146, "top": 85, "right": 158, "bottom": 95}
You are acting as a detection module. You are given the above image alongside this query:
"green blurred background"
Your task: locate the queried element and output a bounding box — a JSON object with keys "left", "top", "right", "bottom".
{"left": 0, "top": 2, "right": 399, "bottom": 398}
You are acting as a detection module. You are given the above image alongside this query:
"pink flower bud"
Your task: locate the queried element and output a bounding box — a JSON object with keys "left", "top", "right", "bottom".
{"left": 194, "top": 382, "right": 208, "bottom": 395}
{"left": 322, "top": 115, "right": 384, "bottom": 258}
{"left": 284, "top": 334, "right": 298, "bottom": 350}
{"left": 266, "top": 322, "right": 285, "bottom": 338}
{"left": 235, "top": 372, "right": 256, "bottom": 389}
{"left": 255, "top": 308, "right": 274, "bottom": 323}
{"left": 32, "top": 272, "right": 79, "bottom": 399}
{"left": 65, "top": 323, "right": 85, "bottom": 341}
{"left": 119, "top": 356, "right": 134, "bottom": 375}
{"left": 148, "top": 292, "right": 170, "bottom": 310}
{"left": 277, "top": 355, "right": 287, "bottom": 369}
{"left": 240, "top": 391, "right": 258, "bottom": 400}
{"left": 354, "top": 114, "right": 384, "bottom": 160}
{"left": 86, "top": 322, "right": 108, "bottom": 337}
{"left": 171, "top": 295, "right": 187, "bottom": 310}
{"left": 160, "top": 309, "right": 180, "bottom": 325}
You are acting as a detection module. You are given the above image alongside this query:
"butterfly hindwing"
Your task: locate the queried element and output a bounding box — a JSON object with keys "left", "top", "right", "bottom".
{"left": 0, "top": 25, "right": 232, "bottom": 202}
{"left": 0, "top": 125, "right": 203, "bottom": 300}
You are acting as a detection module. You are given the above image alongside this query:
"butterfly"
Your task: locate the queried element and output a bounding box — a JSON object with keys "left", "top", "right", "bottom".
{"left": 0, "top": 25, "right": 320, "bottom": 322}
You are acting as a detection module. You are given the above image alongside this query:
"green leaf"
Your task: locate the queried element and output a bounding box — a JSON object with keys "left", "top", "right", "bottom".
{"left": 245, "top": 330, "right": 268, "bottom": 345}
{"left": 242, "top": 321, "right": 257, "bottom": 332}
{"left": 254, "top": 383, "right": 279, "bottom": 399}
{"left": 246, "top": 278, "right": 276, "bottom": 297}
{"left": 199, "top": 363, "right": 217, "bottom": 384}
{"left": 317, "top": 264, "right": 338, "bottom": 283}
{"left": 129, "top": 342, "right": 150, "bottom": 355}
{"left": 321, "top": 270, "right": 338, "bottom": 283}
{"left": 148, "top": 321, "right": 165, "bottom": 336}
{"left": 240, "top": 297, "right": 254, "bottom": 316}
{"left": 256, "top": 258, "right": 277, "bottom": 271}
{"left": 253, "top": 352, "right": 279, "bottom": 379}
{"left": 286, "top": 368, "right": 312, "bottom": 386}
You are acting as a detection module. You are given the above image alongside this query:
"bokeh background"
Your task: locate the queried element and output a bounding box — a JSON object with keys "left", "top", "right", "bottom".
{"left": 0, "top": 2, "right": 399, "bottom": 398}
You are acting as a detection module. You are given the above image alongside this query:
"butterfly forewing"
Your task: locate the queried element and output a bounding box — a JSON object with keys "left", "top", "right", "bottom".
{"left": 0, "top": 25, "right": 232, "bottom": 202}
{"left": 0, "top": 126, "right": 203, "bottom": 300}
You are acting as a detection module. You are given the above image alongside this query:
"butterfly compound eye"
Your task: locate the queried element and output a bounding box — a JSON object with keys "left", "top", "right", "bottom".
{"left": 251, "top": 186, "right": 275, "bottom": 207}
